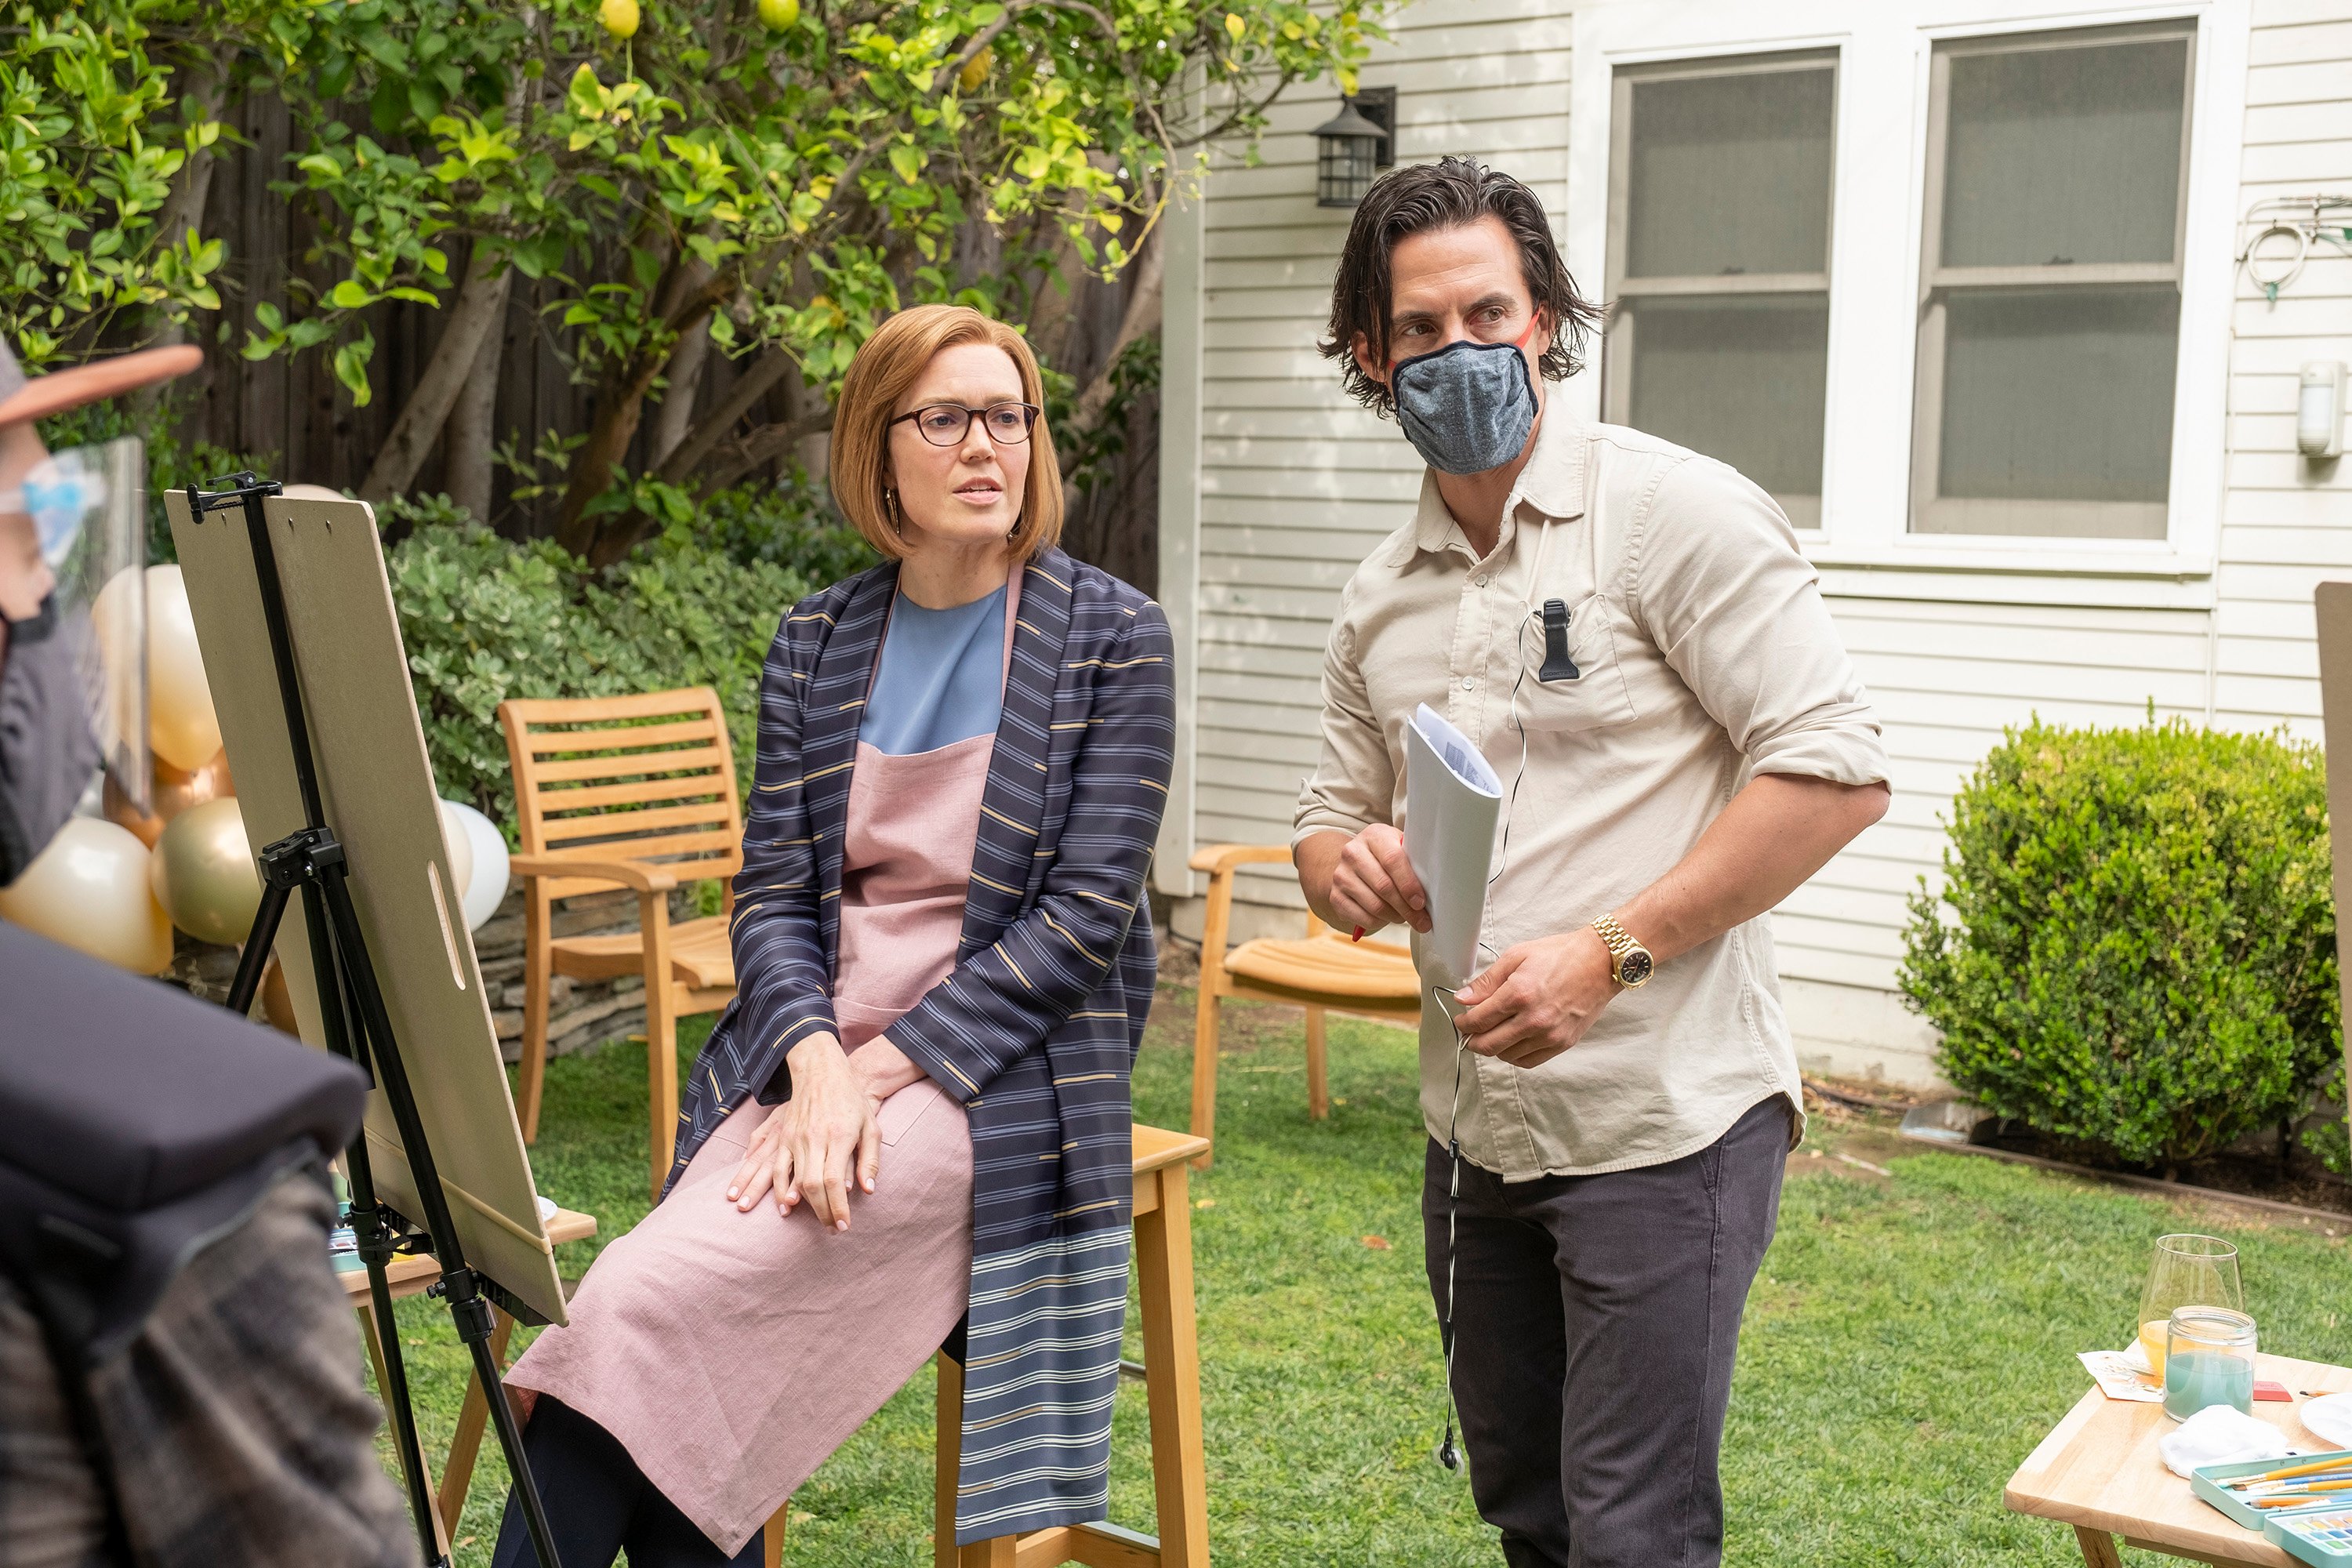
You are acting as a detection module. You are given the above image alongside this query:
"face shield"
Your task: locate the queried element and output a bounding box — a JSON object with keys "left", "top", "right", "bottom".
{"left": 0, "top": 437, "right": 148, "bottom": 881}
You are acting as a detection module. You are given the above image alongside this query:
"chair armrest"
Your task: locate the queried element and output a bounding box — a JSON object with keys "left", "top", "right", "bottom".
{"left": 1188, "top": 843, "right": 1294, "bottom": 876}
{"left": 509, "top": 855, "right": 680, "bottom": 893}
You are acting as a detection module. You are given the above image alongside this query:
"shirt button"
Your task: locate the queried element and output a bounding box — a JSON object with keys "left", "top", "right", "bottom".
{"left": 1461, "top": 676, "right": 1475, "bottom": 691}
{"left": 1475, "top": 574, "right": 1489, "bottom": 588}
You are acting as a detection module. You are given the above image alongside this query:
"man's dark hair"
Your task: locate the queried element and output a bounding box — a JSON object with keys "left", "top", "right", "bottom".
{"left": 1319, "top": 157, "right": 1603, "bottom": 416}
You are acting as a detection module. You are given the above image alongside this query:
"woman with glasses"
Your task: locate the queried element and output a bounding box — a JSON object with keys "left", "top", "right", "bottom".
{"left": 488, "top": 304, "right": 1176, "bottom": 1567}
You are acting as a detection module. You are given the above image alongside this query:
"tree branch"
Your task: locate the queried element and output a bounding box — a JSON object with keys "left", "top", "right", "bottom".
{"left": 696, "top": 407, "right": 835, "bottom": 495}
{"left": 1070, "top": 223, "right": 1163, "bottom": 431}
{"left": 657, "top": 343, "right": 798, "bottom": 482}
{"left": 358, "top": 245, "right": 514, "bottom": 502}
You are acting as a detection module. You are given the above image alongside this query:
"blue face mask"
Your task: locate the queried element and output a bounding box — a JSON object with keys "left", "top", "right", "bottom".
{"left": 1389, "top": 332, "right": 1539, "bottom": 476}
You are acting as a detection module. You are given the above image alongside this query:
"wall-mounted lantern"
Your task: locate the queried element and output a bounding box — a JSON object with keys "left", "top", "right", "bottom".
{"left": 1313, "top": 88, "right": 1396, "bottom": 209}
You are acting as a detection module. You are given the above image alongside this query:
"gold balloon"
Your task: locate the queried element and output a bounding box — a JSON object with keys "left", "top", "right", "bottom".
{"left": 103, "top": 749, "right": 234, "bottom": 849}
{"left": 260, "top": 954, "right": 301, "bottom": 1037}
{"left": 147, "top": 564, "right": 223, "bottom": 771}
{"left": 0, "top": 817, "right": 175, "bottom": 974}
{"left": 151, "top": 797, "right": 263, "bottom": 947}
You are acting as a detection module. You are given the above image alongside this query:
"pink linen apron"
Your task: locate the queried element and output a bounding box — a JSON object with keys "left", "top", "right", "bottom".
{"left": 505, "top": 572, "right": 1022, "bottom": 1555}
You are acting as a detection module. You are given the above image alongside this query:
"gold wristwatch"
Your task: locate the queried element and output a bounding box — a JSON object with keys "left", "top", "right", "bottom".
{"left": 1592, "top": 913, "right": 1655, "bottom": 989}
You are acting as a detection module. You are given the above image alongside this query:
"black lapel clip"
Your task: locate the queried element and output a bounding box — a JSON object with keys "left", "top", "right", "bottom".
{"left": 1538, "top": 598, "right": 1580, "bottom": 682}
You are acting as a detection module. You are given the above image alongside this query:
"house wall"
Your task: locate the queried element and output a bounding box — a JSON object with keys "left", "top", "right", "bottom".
{"left": 1156, "top": 0, "right": 2352, "bottom": 1088}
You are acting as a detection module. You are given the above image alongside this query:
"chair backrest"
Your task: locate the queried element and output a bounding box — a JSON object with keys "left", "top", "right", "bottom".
{"left": 499, "top": 687, "right": 744, "bottom": 902}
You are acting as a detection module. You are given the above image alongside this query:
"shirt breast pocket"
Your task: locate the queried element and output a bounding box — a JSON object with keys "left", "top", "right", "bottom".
{"left": 1509, "top": 593, "right": 1639, "bottom": 735}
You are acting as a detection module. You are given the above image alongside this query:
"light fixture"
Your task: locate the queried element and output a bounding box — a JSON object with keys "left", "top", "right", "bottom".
{"left": 1313, "top": 92, "right": 1392, "bottom": 209}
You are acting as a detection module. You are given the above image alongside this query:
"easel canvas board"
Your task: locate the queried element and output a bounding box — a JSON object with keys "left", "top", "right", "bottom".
{"left": 165, "top": 491, "right": 564, "bottom": 1326}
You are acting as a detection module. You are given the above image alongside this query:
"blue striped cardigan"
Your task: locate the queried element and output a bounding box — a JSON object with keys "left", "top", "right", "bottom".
{"left": 670, "top": 546, "right": 1175, "bottom": 1543}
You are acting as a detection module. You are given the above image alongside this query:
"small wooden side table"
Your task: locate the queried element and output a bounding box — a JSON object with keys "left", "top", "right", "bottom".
{"left": 2006, "top": 1351, "right": 2352, "bottom": 1566}
{"left": 345, "top": 1206, "right": 598, "bottom": 1555}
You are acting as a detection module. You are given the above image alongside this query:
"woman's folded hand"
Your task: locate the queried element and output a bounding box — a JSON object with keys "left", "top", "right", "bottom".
{"left": 726, "top": 1033, "right": 883, "bottom": 1231}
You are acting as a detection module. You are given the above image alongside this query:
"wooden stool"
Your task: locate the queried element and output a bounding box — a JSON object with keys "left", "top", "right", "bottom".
{"left": 347, "top": 1207, "right": 600, "bottom": 1555}
{"left": 763, "top": 1125, "right": 1213, "bottom": 1568}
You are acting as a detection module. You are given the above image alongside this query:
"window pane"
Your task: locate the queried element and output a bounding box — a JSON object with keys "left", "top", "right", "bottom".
{"left": 1933, "top": 286, "right": 2176, "bottom": 529}
{"left": 1942, "top": 38, "right": 2187, "bottom": 267}
{"left": 1627, "top": 67, "right": 1834, "bottom": 278}
{"left": 1627, "top": 295, "right": 1828, "bottom": 510}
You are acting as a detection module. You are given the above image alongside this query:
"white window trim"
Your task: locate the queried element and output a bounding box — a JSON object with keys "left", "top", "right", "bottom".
{"left": 1564, "top": 0, "right": 2249, "bottom": 597}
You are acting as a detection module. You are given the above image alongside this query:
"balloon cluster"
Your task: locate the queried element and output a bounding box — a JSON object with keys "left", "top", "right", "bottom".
{"left": 0, "top": 566, "right": 512, "bottom": 974}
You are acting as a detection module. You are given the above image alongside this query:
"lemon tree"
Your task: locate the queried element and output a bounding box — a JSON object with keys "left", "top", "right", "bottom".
{"left": 250, "top": 0, "right": 1385, "bottom": 567}
{"left": 0, "top": 0, "right": 282, "bottom": 369}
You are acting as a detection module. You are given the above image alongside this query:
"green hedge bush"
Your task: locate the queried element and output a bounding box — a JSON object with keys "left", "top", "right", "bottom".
{"left": 1900, "top": 716, "right": 2338, "bottom": 1169}
{"left": 387, "top": 485, "right": 872, "bottom": 836}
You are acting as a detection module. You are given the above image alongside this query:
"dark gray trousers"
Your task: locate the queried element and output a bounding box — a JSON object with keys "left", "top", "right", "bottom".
{"left": 1422, "top": 1095, "right": 1790, "bottom": 1568}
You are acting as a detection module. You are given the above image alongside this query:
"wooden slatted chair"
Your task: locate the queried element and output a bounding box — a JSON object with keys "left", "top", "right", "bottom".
{"left": 499, "top": 688, "right": 744, "bottom": 1199}
{"left": 1187, "top": 844, "right": 1421, "bottom": 1168}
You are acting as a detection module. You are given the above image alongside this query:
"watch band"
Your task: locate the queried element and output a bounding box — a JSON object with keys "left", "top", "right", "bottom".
{"left": 1591, "top": 913, "right": 1655, "bottom": 988}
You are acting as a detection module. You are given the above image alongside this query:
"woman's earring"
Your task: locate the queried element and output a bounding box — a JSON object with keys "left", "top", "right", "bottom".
{"left": 1005, "top": 513, "right": 1022, "bottom": 543}
{"left": 884, "top": 488, "right": 903, "bottom": 535}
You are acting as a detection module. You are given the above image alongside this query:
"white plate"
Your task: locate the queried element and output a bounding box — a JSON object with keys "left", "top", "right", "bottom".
{"left": 2300, "top": 1392, "right": 2352, "bottom": 1448}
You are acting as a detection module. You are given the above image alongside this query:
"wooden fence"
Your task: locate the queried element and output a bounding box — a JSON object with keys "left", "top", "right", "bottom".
{"left": 162, "top": 90, "right": 1160, "bottom": 593}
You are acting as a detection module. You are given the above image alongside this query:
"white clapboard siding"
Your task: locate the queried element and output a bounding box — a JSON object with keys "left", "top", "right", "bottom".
{"left": 1186, "top": 0, "right": 1576, "bottom": 923}
{"left": 1169, "top": 0, "right": 2352, "bottom": 1083}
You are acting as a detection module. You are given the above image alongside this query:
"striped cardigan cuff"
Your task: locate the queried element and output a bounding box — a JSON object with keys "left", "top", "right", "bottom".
{"left": 746, "top": 991, "right": 840, "bottom": 1103}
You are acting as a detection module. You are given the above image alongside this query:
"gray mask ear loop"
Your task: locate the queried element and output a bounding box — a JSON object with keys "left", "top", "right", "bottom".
{"left": 1432, "top": 514, "right": 1555, "bottom": 1475}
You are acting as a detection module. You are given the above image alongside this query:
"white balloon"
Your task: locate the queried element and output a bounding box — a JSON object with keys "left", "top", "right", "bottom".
{"left": 0, "top": 817, "right": 175, "bottom": 973}
{"left": 437, "top": 798, "right": 474, "bottom": 909}
{"left": 443, "top": 800, "right": 511, "bottom": 933}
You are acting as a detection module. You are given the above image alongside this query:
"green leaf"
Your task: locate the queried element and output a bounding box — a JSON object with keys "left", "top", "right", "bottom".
{"left": 332, "top": 339, "right": 375, "bottom": 406}
{"left": 329, "top": 278, "right": 374, "bottom": 310}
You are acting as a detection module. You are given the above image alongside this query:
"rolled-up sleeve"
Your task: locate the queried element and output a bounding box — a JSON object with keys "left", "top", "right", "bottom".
{"left": 1629, "top": 459, "right": 1888, "bottom": 787}
{"left": 1292, "top": 582, "right": 1396, "bottom": 845}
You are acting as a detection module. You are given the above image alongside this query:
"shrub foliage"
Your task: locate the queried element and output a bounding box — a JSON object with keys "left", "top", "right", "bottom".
{"left": 1900, "top": 717, "right": 2338, "bottom": 1167}
{"left": 386, "top": 494, "right": 868, "bottom": 833}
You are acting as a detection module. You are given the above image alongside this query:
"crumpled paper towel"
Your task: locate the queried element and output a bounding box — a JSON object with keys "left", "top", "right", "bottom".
{"left": 2159, "top": 1403, "right": 2294, "bottom": 1478}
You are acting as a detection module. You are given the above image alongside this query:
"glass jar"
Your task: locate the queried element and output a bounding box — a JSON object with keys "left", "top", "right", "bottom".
{"left": 2137, "top": 1235, "right": 2245, "bottom": 1385}
{"left": 2165, "top": 1306, "right": 2258, "bottom": 1421}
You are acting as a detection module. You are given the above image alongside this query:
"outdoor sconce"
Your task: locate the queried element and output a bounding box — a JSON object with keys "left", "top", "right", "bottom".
{"left": 1313, "top": 87, "right": 1395, "bottom": 209}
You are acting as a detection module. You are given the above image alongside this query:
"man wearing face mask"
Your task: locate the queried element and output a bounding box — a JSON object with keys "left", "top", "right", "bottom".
{"left": 0, "top": 334, "right": 413, "bottom": 1568}
{"left": 1290, "top": 158, "right": 1892, "bottom": 1567}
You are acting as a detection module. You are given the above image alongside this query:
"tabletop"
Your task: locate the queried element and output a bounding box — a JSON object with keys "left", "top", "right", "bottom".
{"left": 2007, "top": 1352, "right": 2352, "bottom": 1566}
{"left": 338, "top": 1207, "right": 598, "bottom": 1305}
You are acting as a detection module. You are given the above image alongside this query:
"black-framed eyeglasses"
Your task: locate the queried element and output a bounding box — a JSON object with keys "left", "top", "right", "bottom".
{"left": 891, "top": 401, "right": 1040, "bottom": 448}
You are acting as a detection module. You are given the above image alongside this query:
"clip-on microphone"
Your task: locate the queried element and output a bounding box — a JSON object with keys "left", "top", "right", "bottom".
{"left": 1539, "top": 598, "right": 1580, "bottom": 682}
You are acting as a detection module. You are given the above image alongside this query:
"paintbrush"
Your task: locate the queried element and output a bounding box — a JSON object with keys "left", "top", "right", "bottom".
{"left": 2238, "top": 1477, "right": 2352, "bottom": 1497}
{"left": 2237, "top": 1458, "right": 2352, "bottom": 1484}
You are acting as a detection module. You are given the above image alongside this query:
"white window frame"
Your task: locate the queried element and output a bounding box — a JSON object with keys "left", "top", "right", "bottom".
{"left": 1602, "top": 49, "right": 1842, "bottom": 532}
{"left": 1563, "top": 0, "right": 2250, "bottom": 605}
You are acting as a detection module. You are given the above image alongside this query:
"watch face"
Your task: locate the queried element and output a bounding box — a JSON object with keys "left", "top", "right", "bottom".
{"left": 1618, "top": 948, "right": 1654, "bottom": 987}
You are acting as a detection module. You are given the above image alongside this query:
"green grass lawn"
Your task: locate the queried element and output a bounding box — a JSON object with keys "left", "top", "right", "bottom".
{"left": 381, "top": 986, "right": 2352, "bottom": 1566}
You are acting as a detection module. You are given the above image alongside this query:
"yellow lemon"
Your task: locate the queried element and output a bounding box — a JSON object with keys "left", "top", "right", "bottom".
{"left": 600, "top": 0, "right": 639, "bottom": 39}
{"left": 957, "top": 45, "right": 993, "bottom": 93}
{"left": 757, "top": 0, "right": 798, "bottom": 28}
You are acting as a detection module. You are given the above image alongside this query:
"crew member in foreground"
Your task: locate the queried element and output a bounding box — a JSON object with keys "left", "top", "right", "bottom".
{"left": 491, "top": 303, "right": 1175, "bottom": 1566}
{"left": 1293, "top": 158, "right": 1891, "bottom": 1568}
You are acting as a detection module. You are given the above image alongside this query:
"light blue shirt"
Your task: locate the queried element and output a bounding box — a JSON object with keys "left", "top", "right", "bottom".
{"left": 859, "top": 583, "right": 1007, "bottom": 755}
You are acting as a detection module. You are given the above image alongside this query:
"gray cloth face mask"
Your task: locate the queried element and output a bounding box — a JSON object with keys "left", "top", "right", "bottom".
{"left": 1391, "top": 337, "right": 1538, "bottom": 476}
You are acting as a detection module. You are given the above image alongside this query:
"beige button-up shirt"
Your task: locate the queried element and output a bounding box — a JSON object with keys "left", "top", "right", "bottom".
{"left": 1293, "top": 412, "right": 1889, "bottom": 1179}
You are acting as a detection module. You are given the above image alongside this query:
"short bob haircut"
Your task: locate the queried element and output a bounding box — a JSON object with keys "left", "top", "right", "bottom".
{"left": 1319, "top": 157, "right": 1604, "bottom": 418}
{"left": 830, "top": 303, "right": 1063, "bottom": 562}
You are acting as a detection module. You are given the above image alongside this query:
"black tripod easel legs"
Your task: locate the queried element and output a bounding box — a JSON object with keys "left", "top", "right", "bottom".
{"left": 193, "top": 472, "right": 562, "bottom": 1568}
